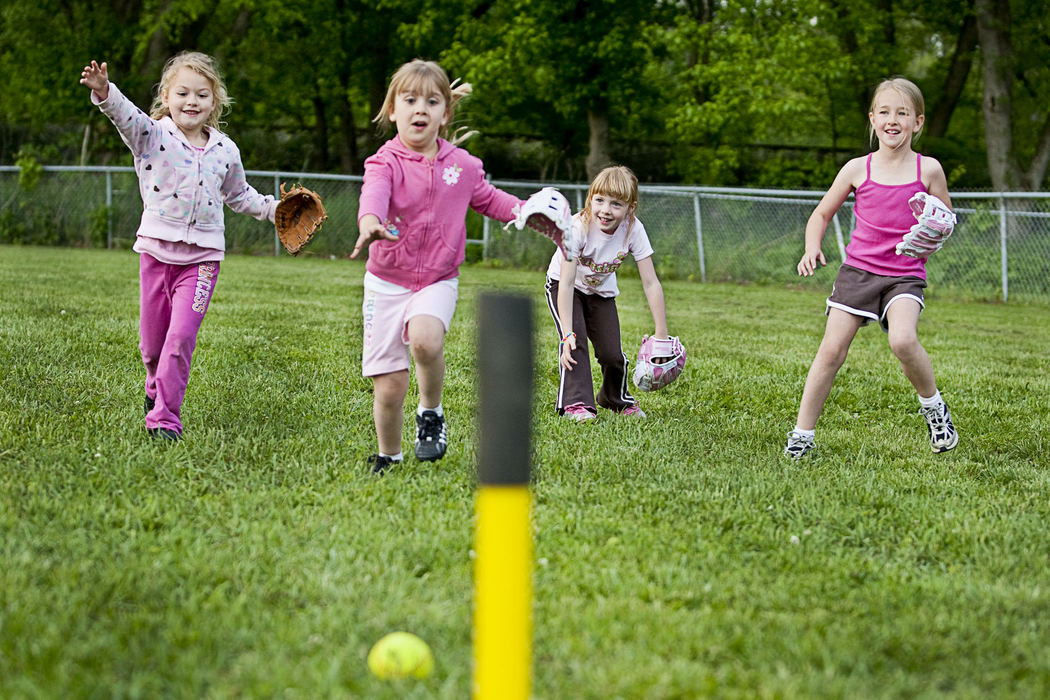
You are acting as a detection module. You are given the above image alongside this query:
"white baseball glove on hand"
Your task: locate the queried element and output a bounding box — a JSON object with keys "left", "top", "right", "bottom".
{"left": 506, "top": 187, "right": 577, "bottom": 261}
{"left": 896, "top": 192, "right": 957, "bottom": 259}
{"left": 632, "top": 335, "right": 686, "bottom": 392}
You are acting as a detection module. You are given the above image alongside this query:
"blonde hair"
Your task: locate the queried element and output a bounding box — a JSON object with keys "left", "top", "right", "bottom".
{"left": 373, "top": 59, "right": 475, "bottom": 145}
{"left": 868, "top": 77, "right": 925, "bottom": 147}
{"left": 581, "top": 166, "right": 640, "bottom": 229}
{"left": 150, "top": 51, "right": 230, "bottom": 131}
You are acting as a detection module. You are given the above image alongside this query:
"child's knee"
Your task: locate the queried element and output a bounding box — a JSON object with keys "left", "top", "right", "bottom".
{"left": 592, "top": 344, "right": 624, "bottom": 366}
{"left": 815, "top": 340, "right": 850, "bottom": 369}
{"left": 888, "top": 331, "right": 921, "bottom": 359}
{"left": 165, "top": 332, "right": 197, "bottom": 360}
{"left": 410, "top": 336, "right": 443, "bottom": 363}
{"left": 373, "top": 372, "right": 409, "bottom": 406}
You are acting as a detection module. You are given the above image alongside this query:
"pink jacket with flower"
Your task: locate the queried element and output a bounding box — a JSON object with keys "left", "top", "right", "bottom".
{"left": 358, "top": 136, "right": 523, "bottom": 291}
{"left": 93, "top": 83, "right": 276, "bottom": 251}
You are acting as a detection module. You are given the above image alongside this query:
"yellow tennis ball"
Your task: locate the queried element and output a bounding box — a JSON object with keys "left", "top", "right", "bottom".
{"left": 367, "top": 631, "right": 434, "bottom": 680}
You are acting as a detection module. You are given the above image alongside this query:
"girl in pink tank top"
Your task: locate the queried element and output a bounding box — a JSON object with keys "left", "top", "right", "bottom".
{"left": 785, "top": 77, "right": 959, "bottom": 458}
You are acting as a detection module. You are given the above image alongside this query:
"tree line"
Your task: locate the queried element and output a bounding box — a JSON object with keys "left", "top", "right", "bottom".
{"left": 1, "top": 0, "right": 1047, "bottom": 190}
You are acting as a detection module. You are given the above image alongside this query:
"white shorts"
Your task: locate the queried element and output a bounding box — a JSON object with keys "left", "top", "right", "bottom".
{"left": 361, "top": 273, "right": 458, "bottom": 377}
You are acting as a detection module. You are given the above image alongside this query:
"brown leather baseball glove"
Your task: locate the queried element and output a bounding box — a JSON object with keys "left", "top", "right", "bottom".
{"left": 275, "top": 183, "right": 327, "bottom": 255}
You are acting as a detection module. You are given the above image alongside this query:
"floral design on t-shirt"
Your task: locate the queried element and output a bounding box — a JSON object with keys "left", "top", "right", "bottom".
{"left": 579, "top": 250, "right": 628, "bottom": 288}
{"left": 579, "top": 250, "right": 628, "bottom": 274}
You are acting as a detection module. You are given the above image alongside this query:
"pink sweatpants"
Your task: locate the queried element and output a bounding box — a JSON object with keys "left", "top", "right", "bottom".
{"left": 139, "top": 254, "right": 220, "bottom": 434}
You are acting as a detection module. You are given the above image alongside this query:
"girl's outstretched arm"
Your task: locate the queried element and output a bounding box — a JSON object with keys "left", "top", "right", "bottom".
{"left": 637, "top": 255, "right": 668, "bottom": 339}
{"left": 798, "top": 157, "right": 862, "bottom": 277}
{"left": 557, "top": 255, "right": 579, "bottom": 371}
{"left": 351, "top": 214, "right": 398, "bottom": 259}
{"left": 79, "top": 60, "right": 109, "bottom": 102}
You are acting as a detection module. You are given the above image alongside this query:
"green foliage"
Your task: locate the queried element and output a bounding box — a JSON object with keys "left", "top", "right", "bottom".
{"left": 88, "top": 204, "right": 109, "bottom": 248}
{"left": 1, "top": 0, "right": 1047, "bottom": 186}
{"left": 15, "top": 149, "right": 42, "bottom": 191}
{"left": 0, "top": 209, "right": 25, "bottom": 244}
{"left": 2, "top": 247, "right": 1050, "bottom": 697}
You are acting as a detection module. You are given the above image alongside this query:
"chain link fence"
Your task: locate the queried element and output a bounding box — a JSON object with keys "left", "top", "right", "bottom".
{"left": 2, "top": 166, "right": 1048, "bottom": 302}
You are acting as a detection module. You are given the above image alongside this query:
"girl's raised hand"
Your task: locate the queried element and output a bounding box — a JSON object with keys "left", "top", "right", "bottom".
{"left": 80, "top": 60, "right": 110, "bottom": 101}
{"left": 797, "top": 248, "right": 826, "bottom": 277}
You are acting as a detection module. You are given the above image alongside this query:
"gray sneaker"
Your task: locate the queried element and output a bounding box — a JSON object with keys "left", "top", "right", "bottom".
{"left": 920, "top": 402, "right": 959, "bottom": 453}
{"left": 783, "top": 430, "right": 815, "bottom": 459}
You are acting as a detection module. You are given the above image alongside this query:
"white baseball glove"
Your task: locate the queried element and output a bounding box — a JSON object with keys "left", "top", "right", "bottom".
{"left": 896, "top": 192, "right": 956, "bottom": 259}
{"left": 506, "top": 187, "right": 577, "bottom": 261}
{"left": 632, "top": 335, "right": 686, "bottom": 392}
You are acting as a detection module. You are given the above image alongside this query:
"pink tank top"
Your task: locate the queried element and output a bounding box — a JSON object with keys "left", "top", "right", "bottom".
{"left": 844, "top": 153, "right": 927, "bottom": 280}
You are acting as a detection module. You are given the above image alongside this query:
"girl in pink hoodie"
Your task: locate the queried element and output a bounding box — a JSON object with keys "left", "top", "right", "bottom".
{"left": 352, "top": 59, "right": 533, "bottom": 473}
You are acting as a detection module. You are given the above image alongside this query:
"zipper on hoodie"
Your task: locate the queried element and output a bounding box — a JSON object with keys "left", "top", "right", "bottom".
{"left": 419, "top": 157, "right": 436, "bottom": 289}
{"left": 185, "top": 144, "right": 205, "bottom": 238}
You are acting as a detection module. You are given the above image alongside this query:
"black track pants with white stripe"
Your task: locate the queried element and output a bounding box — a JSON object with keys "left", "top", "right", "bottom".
{"left": 544, "top": 277, "right": 635, "bottom": 413}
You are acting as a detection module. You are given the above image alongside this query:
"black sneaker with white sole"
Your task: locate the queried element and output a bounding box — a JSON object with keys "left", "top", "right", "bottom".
{"left": 367, "top": 454, "right": 401, "bottom": 475}
{"left": 415, "top": 410, "right": 448, "bottom": 462}
{"left": 920, "top": 401, "right": 959, "bottom": 453}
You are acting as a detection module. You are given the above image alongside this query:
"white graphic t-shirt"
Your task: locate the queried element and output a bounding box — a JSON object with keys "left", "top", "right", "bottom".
{"left": 545, "top": 213, "right": 654, "bottom": 298}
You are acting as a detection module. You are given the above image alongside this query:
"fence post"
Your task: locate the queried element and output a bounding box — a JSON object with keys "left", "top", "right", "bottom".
{"left": 105, "top": 168, "right": 113, "bottom": 249}
{"left": 483, "top": 216, "right": 490, "bottom": 260}
{"left": 831, "top": 213, "right": 847, "bottom": 262}
{"left": 273, "top": 175, "right": 282, "bottom": 256}
{"left": 999, "top": 197, "right": 1008, "bottom": 302}
{"left": 693, "top": 193, "right": 706, "bottom": 283}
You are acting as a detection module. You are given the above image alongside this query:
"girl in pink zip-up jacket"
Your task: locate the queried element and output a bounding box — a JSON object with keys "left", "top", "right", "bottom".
{"left": 351, "top": 59, "right": 540, "bottom": 473}
{"left": 81, "top": 52, "right": 276, "bottom": 441}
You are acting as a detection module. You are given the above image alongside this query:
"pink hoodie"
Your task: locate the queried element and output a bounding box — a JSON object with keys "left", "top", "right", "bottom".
{"left": 358, "top": 136, "right": 523, "bottom": 291}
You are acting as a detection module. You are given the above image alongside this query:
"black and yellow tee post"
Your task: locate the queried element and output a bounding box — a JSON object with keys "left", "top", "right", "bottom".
{"left": 473, "top": 293, "right": 533, "bottom": 700}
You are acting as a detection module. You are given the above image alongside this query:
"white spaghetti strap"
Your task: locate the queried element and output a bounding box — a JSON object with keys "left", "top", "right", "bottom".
{"left": 915, "top": 152, "right": 922, "bottom": 180}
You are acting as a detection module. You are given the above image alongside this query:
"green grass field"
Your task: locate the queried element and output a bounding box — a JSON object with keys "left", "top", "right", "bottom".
{"left": 2, "top": 245, "right": 1049, "bottom": 698}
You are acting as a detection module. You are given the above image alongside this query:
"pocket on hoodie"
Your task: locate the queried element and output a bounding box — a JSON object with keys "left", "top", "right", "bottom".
{"left": 369, "top": 237, "right": 408, "bottom": 270}
{"left": 419, "top": 234, "right": 461, "bottom": 274}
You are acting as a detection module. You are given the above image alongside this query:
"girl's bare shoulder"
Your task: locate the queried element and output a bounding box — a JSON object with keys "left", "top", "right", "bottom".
{"left": 920, "top": 154, "right": 946, "bottom": 177}
{"left": 828, "top": 155, "right": 867, "bottom": 192}
{"left": 841, "top": 155, "right": 869, "bottom": 183}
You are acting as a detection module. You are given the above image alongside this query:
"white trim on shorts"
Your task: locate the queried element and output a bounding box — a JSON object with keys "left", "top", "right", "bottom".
{"left": 826, "top": 299, "right": 879, "bottom": 323}
{"left": 881, "top": 293, "right": 925, "bottom": 323}
{"left": 826, "top": 292, "right": 925, "bottom": 330}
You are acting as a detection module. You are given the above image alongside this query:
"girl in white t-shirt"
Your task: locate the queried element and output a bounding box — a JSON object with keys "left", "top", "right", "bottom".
{"left": 544, "top": 166, "right": 671, "bottom": 421}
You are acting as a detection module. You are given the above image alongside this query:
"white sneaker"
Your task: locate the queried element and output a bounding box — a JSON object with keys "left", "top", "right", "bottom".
{"left": 920, "top": 402, "right": 959, "bottom": 453}
{"left": 783, "top": 430, "right": 815, "bottom": 459}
